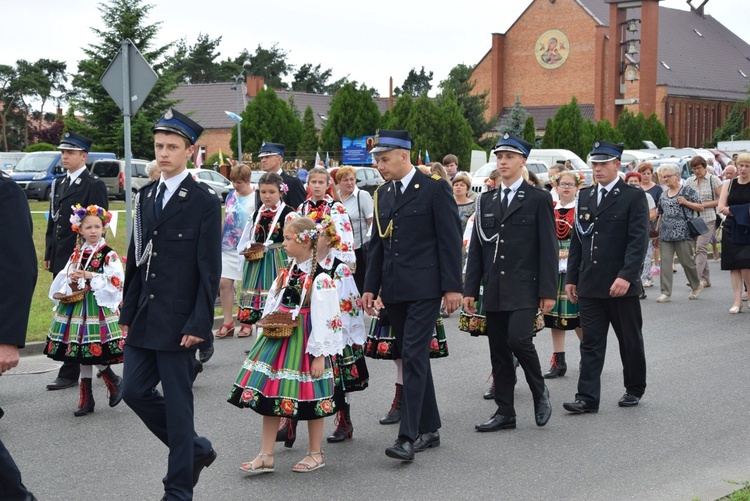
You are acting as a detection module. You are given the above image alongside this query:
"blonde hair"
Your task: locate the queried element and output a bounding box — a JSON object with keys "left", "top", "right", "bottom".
{"left": 335, "top": 166, "right": 356, "bottom": 183}
{"left": 307, "top": 166, "right": 330, "bottom": 184}
{"left": 229, "top": 164, "right": 251, "bottom": 183}
{"left": 452, "top": 172, "right": 472, "bottom": 190}
{"left": 736, "top": 153, "right": 750, "bottom": 165}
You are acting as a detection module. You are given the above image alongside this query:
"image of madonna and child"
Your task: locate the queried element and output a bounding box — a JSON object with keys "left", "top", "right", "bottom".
{"left": 228, "top": 215, "right": 355, "bottom": 473}
{"left": 44, "top": 204, "right": 125, "bottom": 416}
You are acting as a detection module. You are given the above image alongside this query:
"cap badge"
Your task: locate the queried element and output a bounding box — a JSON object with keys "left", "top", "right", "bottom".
{"left": 503, "top": 133, "right": 510, "bottom": 139}
{"left": 164, "top": 109, "right": 173, "bottom": 120}
{"left": 374, "top": 130, "right": 380, "bottom": 145}
{"left": 594, "top": 141, "right": 600, "bottom": 148}
{"left": 64, "top": 132, "right": 70, "bottom": 138}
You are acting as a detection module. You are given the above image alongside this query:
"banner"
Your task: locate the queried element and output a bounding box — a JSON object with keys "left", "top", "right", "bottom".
{"left": 342, "top": 135, "right": 376, "bottom": 165}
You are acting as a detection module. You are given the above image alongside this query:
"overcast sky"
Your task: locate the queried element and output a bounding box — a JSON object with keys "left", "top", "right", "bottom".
{"left": 4, "top": 0, "right": 749, "bottom": 110}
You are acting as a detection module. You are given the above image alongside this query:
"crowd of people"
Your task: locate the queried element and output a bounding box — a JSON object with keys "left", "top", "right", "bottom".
{"left": 3, "top": 111, "right": 750, "bottom": 500}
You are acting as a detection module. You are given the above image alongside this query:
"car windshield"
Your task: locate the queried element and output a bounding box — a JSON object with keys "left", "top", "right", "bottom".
{"left": 475, "top": 163, "right": 496, "bottom": 177}
{"left": 13, "top": 154, "right": 56, "bottom": 173}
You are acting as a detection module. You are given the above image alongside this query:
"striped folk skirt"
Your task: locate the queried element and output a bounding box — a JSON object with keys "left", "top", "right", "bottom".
{"left": 237, "top": 245, "right": 287, "bottom": 325}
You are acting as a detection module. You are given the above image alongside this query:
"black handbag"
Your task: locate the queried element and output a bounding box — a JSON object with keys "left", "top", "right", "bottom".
{"left": 681, "top": 204, "right": 709, "bottom": 237}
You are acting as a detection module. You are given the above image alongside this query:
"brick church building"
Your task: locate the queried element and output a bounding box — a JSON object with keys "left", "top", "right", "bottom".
{"left": 470, "top": 0, "right": 750, "bottom": 147}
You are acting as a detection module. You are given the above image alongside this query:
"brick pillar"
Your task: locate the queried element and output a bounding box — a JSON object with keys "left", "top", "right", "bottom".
{"left": 638, "top": 0, "right": 659, "bottom": 117}
{"left": 490, "top": 33, "right": 505, "bottom": 120}
{"left": 605, "top": 3, "right": 627, "bottom": 125}
{"left": 246, "top": 75, "right": 265, "bottom": 97}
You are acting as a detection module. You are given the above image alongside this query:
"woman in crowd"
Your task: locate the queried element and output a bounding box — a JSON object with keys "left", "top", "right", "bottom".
{"left": 216, "top": 165, "right": 256, "bottom": 338}
{"left": 543, "top": 170, "right": 583, "bottom": 378}
{"left": 717, "top": 153, "right": 750, "bottom": 313}
{"left": 655, "top": 164, "right": 704, "bottom": 303}
{"left": 546, "top": 163, "right": 565, "bottom": 203}
{"left": 336, "top": 166, "right": 373, "bottom": 294}
{"left": 430, "top": 162, "right": 450, "bottom": 182}
{"left": 453, "top": 172, "right": 475, "bottom": 234}
{"left": 625, "top": 172, "right": 658, "bottom": 299}
{"left": 639, "top": 162, "right": 663, "bottom": 278}
{"left": 685, "top": 156, "right": 722, "bottom": 288}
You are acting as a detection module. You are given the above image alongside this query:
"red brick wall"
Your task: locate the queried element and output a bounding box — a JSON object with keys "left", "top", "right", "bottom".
{"left": 195, "top": 129, "right": 233, "bottom": 162}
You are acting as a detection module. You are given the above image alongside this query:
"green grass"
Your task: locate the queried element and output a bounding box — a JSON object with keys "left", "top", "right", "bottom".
{"left": 724, "top": 482, "right": 750, "bottom": 500}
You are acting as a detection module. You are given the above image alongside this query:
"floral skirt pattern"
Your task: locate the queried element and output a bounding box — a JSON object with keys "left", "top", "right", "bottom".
{"left": 238, "top": 245, "right": 287, "bottom": 325}
{"left": 44, "top": 291, "right": 123, "bottom": 365}
{"left": 543, "top": 272, "right": 580, "bottom": 331}
{"left": 364, "top": 309, "right": 448, "bottom": 360}
{"left": 332, "top": 344, "right": 369, "bottom": 393}
{"left": 228, "top": 309, "right": 337, "bottom": 420}
{"left": 459, "top": 285, "right": 486, "bottom": 337}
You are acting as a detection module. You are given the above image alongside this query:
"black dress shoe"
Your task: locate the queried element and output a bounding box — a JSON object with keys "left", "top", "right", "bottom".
{"left": 192, "top": 360, "right": 203, "bottom": 382}
{"left": 199, "top": 344, "right": 214, "bottom": 364}
{"left": 475, "top": 413, "right": 516, "bottom": 432}
{"left": 385, "top": 438, "right": 414, "bottom": 461}
{"left": 413, "top": 431, "right": 440, "bottom": 452}
{"left": 46, "top": 377, "right": 77, "bottom": 390}
{"left": 482, "top": 382, "right": 495, "bottom": 400}
{"left": 192, "top": 448, "right": 217, "bottom": 487}
{"left": 618, "top": 393, "right": 640, "bottom": 407}
{"left": 563, "top": 399, "right": 599, "bottom": 414}
{"left": 534, "top": 386, "right": 552, "bottom": 427}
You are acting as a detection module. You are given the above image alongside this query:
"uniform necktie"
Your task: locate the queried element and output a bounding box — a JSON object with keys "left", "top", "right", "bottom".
{"left": 394, "top": 180, "right": 403, "bottom": 202}
{"left": 599, "top": 187, "right": 608, "bottom": 205}
{"left": 501, "top": 187, "right": 511, "bottom": 213}
{"left": 154, "top": 183, "right": 167, "bottom": 219}
{"left": 60, "top": 176, "right": 69, "bottom": 195}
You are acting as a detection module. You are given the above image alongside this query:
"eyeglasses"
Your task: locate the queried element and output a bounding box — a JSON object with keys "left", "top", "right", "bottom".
{"left": 660, "top": 174, "right": 675, "bottom": 179}
{"left": 558, "top": 183, "right": 577, "bottom": 188}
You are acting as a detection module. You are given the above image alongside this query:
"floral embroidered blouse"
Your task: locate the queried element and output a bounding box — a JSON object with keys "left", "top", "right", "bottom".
{"left": 237, "top": 201, "right": 295, "bottom": 253}
{"left": 318, "top": 252, "right": 366, "bottom": 346}
{"left": 49, "top": 239, "right": 124, "bottom": 310}
{"left": 297, "top": 196, "right": 356, "bottom": 266}
{"left": 222, "top": 190, "right": 256, "bottom": 251}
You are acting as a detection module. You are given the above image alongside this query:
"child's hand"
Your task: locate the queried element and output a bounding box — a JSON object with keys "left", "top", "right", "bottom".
{"left": 311, "top": 356, "right": 324, "bottom": 378}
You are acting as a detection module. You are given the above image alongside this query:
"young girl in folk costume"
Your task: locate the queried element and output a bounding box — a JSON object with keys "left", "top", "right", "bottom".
{"left": 297, "top": 167, "right": 355, "bottom": 267}
{"left": 228, "top": 216, "right": 344, "bottom": 474}
{"left": 44, "top": 204, "right": 124, "bottom": 416}
{"left": 237, "top": 172, "right": 295, "bottom": 337}
{"left": 542, "top": 170, "right": 584, "bottom": 378}
{"left": 309, "top": 211, "right": 369, "bottom": 443}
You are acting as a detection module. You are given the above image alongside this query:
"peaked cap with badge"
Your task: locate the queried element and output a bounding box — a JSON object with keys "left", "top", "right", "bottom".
{"left": 370, "top": 130, "right": 412, "bottom": 153}
{"left": 491, "top": 133, "right": 532, "bottom": 159}
{"left": 257, "top": 142, "right": 286, "bottom": 157}
{"left": 589, "top": 139, "right": 623, "bottom": 163}
{"left": 58, "top": 131, "right": 93, "bottom": 152}
{"left": 152, "top": 108, "right": 204, "bottom": 145}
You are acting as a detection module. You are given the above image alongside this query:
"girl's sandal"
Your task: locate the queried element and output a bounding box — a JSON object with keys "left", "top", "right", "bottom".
{"left": 292, "top": 451, "right": 325, "bottom": 473}
{"left": 240, "top": 453, "right": 274, "bottom": 475}
{"left": 237, "top": 325, "right": 253, "bottom": 338}
{"left": 215, "top": 322, "right": 235, "bottom": 338}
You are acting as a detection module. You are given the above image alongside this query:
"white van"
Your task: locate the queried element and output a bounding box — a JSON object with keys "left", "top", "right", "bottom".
{"left": 527, "top": 149, "right": 587, "bottom": 171}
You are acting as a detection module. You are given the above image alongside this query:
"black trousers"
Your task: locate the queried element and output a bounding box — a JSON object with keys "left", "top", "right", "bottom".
{"left": 353, "top": 246, "right": 367, "bottom": 294}
{"left": 576, "top": 296, "right": 647, "bottom": 405}
{"left": 486, "top": 308, "right": 545, "bottom": 416}
{"left": 122, "top": 345, "right": 211, "bottom": 501}
{"left": 0, "top": 435, "right": 31, "bottom": 501}
{"left": 383, "top": 298, "right": 442, "bottom": 441}
{"left": 56, "top": 361, "right": 80, "bottom": 381}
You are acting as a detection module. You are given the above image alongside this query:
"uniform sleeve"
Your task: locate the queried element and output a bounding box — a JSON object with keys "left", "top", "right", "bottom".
{"left": 364, "top": 188, "right": 385, "bottom": 295}
{"left": 537, "top": 190, "right": 559, "bottom": 300}
{"left": 307, "top": 273, "right": 344, "bottom": 357}
{"left": 334, "top": 264, "right": 366, "bottom": 346}
{"left": 431, "top": 179, "right": 463, "bottom": 294}
{"left": 618, "top": 189, "right": 649, "bottom": 284}
{"left": 463, "top": 199, "right": 483, "bottom": 298}
{"left": 90, "top": 250, "right": 124, "bottom": 310}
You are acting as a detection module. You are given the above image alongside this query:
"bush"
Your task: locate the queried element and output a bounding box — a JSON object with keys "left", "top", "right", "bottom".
{"left": 24, "top": 142, "right": 57, "bottom": 152}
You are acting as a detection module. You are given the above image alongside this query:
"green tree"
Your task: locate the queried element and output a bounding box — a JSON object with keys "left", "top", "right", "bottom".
{"left": 433, "top": 90, "right": 475, "bottom": 168}
{"left": 499, "top": 95, "right": 528, "bottom": 136}
{"left": 291, "top": 63, "right": 333, "bottom": 94}
{"left": 70, "top": 0, "right": 180, "bottom": 158}
{"left": 522, "top": 116, "right": 536, "bottom": 144}
{"left": 232, "top": 87, "right": 302, "bottom": 160}
{"left": 320, "top": 83, "right": 381, "bottom": 153}
{"left": 245, "top": 43, "right": 292, "bottom": 90}
{"left": 381, "top": 94, "right": 414, "bottom": 130}
{"left": 24, "top": 142, "right": 57, "bottom": 152}
{"left": 439, "top": 63, "right": 494, "bottom": 141}
{"left": 325, "top": 76, "right": 379, "bottom": 98}
{"left": 394, "top": 67, "right": 433, "bottom": 97}
{"left": 707, "top": 104, "right": 746, "bottom": 147}
{"left": 644, "top": 113, "right": 670, "bottom": 147}
{"left": 405, "top": 95, "right": 441, "bottom": 164}
{"left": 616, "top": 109, "right": 649, "bottom": 149}
{"left": 541, "top": 118, "right": 555, "bottom": 149}
{"left": 170, "top": 33, "right": 224, "bottom": 84}
{"left": 298, "top": 105, "right": 320, "bottom": 164}
{"left": 544, "top": 97, "right": 587, "bottom": 158}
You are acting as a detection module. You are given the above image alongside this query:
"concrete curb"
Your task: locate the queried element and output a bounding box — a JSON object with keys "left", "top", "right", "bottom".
{"left": 21, "top": 315, "right": 229, "bottom": 357}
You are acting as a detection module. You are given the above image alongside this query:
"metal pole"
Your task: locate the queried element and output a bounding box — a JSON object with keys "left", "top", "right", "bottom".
{"left": 121, "top": 39, "right": 133, "bottom": 249}
{"left": 236, "top": 77, "right": 242, "bottom": 162}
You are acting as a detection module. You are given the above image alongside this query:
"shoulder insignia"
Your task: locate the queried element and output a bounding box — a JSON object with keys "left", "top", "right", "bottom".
{"left": 375, "top": 181, "right": 388, "bottom": 192}
{"left": 431, "top": 174, "right": 442, "bottom": 181}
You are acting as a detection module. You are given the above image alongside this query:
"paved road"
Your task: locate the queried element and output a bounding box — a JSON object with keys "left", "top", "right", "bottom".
{"left": 2, "top": 262, "right": 748, "bottom": 500}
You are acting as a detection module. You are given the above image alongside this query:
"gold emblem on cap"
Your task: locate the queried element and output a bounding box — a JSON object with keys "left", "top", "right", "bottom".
{"left": 374, "top": 130, "right": 380, "bottom": 145}
{"left": 585, "top": 213, "right": 590, "bottom": 220}
{"left": 164, "top": 109, "right": 173, "bottom": 120}
{"left": 503, "top": 133, "right": 510, "bottom": 139}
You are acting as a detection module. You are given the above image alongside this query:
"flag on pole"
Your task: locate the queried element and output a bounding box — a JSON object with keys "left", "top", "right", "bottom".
{"left": 109, "top": 210, "right": 119, "bottom": 237}
{"left": 425, "top": 149, "right": 431, "bottom": 164}
{"left": 315, "top": 151, "right": 322, "bottom": 167}
{"left": 417, "top": 150, "right": 423, "bottom": 165}
{"left": 325, "top": 152, "right": 330, "bottom": 168}
{"left": 195, "top": 147, "right": 204, "bottom": 168}
{"left": 218, "top": 149, "right": 225, "bottom": 166}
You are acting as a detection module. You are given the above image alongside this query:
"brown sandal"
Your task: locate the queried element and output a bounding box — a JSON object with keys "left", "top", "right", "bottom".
{"left": 237, "top": 325, "right": 253, "bottom": 338}
{"left": 215, "top": 322, "right": 235, "bottom": 338}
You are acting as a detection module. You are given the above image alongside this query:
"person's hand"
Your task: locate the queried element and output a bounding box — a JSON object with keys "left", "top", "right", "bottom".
{"left": 539, "top": 298, "right": 556, "bottom": 313}
{"left": 609, "top": 278, "right": 631, "bottom": 297}
{"left": 119, "top": 324, "right": 129, "bottom": 336}
{"left": 311, "top": 356, "right": 324, "bottom": 378}
{"left": 0, "top": 344, "right": 20, "bottom": 375}
{"left": 362, "top": 292, "right": 377, "bottom": 316}
{"left": 565, "top": 284, "right": 578, "bottom": 304}
{"left": 44, "top": 260, "right": 50, "bottom": 270}
{"left": 180, "top": 334, "right": 204, "bottom": 348}
{"left": 462, "top": 296, "right": 476, "bottom": 315}
{"left": 676, "top": 196, "right": 686, "bottom": 205}
{"left": 443, "top": 291, "right": 462, "bottom": 315}
{"left": 373, "top": 296, "right": 384, "bottom": 310}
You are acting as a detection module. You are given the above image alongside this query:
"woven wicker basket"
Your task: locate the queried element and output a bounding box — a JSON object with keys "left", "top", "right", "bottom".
{"left": 52, "top": 263, "right": 90, "bottom": 304}
{"left": 257, "top": 311, "right": 300, "bottom": 338}
{"left": 241, "top": 243, "right": 265, "bottom": 261}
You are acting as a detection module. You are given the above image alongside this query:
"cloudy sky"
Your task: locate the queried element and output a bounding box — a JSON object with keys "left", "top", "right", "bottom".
{"left": 4, "top": 0, "right": 749, "bottom": 109}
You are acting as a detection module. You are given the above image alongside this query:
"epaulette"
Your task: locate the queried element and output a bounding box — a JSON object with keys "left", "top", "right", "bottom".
{"left": 194, "top": 181, "right": 217, "bottom": 197}
{"left": 431, "top": 174, "right": 442, "bottom": 181}
{"left": 375, "top": 181, "right": 388, "bottom": 192}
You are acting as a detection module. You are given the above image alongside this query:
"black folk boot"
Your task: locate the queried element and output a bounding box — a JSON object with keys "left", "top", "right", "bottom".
{"left": 74, "top": 378, "right": 95, "bottom": 417}
{"left": 379, "top": 383, "right": 402, "bottom": 425}
{"left": 543, "top": 352, "right": 567, "bottom": 379}
{"left": 327, "top": 403, "right": 354, "bottom": 443}
{"left": 275, "top": 418, "right": 298, "bottom": 448}
{"left": 100, "top": 367, "right": 123, "bottom": 407}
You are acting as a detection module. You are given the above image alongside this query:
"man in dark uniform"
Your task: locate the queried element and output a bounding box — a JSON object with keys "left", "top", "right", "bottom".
{"left": 0, "top": 170, "right": 38, "bottom": 501}
{"left": 257, "top": 142, "right": 307, "bottom": 209}
{"left": 563, "top": 140, "right": 649, "bottom": 414}
{"left": 362, "top": 130, "right": 463, "bottom": 462}
{"left": 120, "top": 109, "right": 220, "bottom": 500}
{"left": 463, "top": 134, "right": 557, "bottom": 431}
{"left": 44, "top": 132, "right": 109, "bottom": 391}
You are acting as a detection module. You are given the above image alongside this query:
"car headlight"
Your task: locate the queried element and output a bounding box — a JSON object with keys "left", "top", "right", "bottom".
{"left": 33, "top": 172, "right": 46, "bottom": 180}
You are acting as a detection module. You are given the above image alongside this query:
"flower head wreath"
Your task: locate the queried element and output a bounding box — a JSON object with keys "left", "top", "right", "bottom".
{"left": 550, "top": 171, "right": 585, "bottom": 186}
{"left": 70, "top": 204, "right": 112, "bottom": 234}
{"left": 307, "top": 210, "right": 341, "bottom": 249}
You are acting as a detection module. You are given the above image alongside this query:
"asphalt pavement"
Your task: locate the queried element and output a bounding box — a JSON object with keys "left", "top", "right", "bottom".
{"left": 2, "top": 261, "right": 749, "bottom": 501}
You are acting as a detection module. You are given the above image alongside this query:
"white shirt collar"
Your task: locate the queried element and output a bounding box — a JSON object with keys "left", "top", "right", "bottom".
{"left": 159, "top": 169, "right": 190, "bottom": 195}
{"left": 68, "top": 165, "right": 87, "bottom": 182}
{"left": 500, "top": 177, "right": 524, "bottom": 193}
{"left": 598, "top": 178, "right": 619, "bottom": 194}
{"left": 395, "top": 167, "right": 417, "bottom": 191}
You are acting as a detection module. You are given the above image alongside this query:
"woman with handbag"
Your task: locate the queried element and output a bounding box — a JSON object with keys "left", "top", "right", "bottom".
{"left": 717, "top": 153, "right": 750, "bottom": 313}
{"left": 336, "top": 167, "right": 373, "bottom": 293}
{"left": 685, "top": 156, "right": 723, "bottom": 288}
{"left": 625, "top": 172, "right": 658, "bottom": 295}
{"left": 655, "top": 164, "right": 704, "bottom": 303}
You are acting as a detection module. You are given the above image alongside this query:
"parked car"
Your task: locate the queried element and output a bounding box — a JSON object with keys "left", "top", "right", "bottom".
{"left": 91, "top": 159, "right": 151, "bottom": 199}
{"left": 527, "top": 149, "right": 587, "bottom": 171}
{"left": 10, "top": 151, "right": 115, "bottom": 200}
{"left": 0, "top": 152, "right": 26, "bottom": 171}
{"left": 187, "top": 168, "right": 231, "bottom": 201}
{"left": 469, "top": 159, "right": 549, "bottom": 193}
